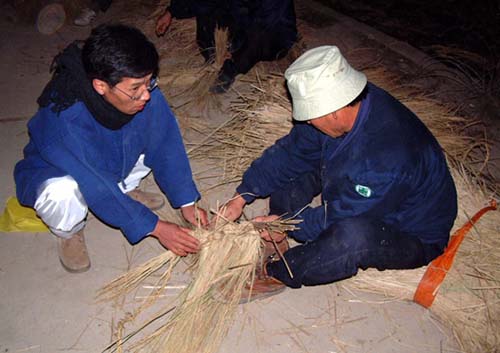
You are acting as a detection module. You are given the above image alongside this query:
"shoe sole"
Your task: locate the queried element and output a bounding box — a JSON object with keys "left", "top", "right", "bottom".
{"left": 239, "top": 286, "right": 286, "bottom": 304}
{"left": 59, "top": 258, "right": 91, "bottom": 273}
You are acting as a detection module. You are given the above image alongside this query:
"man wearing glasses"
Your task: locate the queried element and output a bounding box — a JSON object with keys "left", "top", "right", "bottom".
{"left": 14, "top": 24, "right": 208, "bottom": 273}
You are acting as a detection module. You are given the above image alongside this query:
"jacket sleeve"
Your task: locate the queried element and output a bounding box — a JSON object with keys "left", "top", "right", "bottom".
{"left": 144, "top": 95, "right": 201, "bottom": 208}
{"left": 236, "top": 124, "right": 322, "bottom": 203}
{"left": 291, "top": 168, "right": 410, "bottom": 242}
{"left": 34, "top": 125, "right": 159, "bottom": 244}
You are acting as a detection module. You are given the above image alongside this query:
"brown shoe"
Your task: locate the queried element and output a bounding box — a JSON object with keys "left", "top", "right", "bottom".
{"left": 58, "top": 230, "right": 91, "bottom": 273}
{"left": 261, "top": 238, "right": 290, "bottom": 263}
{"left": 212, "top": 245, "right": 287, "bottom": 304}
{"left": 239, "top": 259, "right": 286, "bottom": 304}
{"left": 127, "top": 189, "right": 165, "bottom": 211}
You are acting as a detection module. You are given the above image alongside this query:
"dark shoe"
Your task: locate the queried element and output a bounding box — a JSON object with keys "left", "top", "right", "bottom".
{"left": 209, "top": 74, "right": 235, "bottom": 94}
{"left": 127, "top": 189, "right": 165, "bottom": 211}
{"left": 58, "top": 230, "right": 91, "bottom": 273}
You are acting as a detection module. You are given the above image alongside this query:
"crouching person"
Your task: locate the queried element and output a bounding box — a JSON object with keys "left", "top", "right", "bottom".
{"left": 221, "top": 46, "right": 457, "bottom": 298}
{"left": 14, "top": 24, "right": 208, "bottom": 273}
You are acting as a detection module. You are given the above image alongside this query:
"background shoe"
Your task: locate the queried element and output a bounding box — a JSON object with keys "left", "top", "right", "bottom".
{"left": 127, "top": 189, "right": 165, "bottom": 211}
{"left": 209, "top": 73, "right": 235, "bottom": 94}
{"left": 58, "top": 230, "right": 91, "bottom": 273}
{"left": 74, "top": 8, "right": 96, "bottom": 26}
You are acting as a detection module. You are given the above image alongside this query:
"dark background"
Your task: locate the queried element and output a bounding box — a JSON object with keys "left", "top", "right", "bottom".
{"left": 322, "top": 0, "right": 500, "bottom": 63}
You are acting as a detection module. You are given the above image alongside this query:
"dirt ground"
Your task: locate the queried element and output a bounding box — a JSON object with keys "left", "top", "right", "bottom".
{"left": 1, "top": 0, "right": 492, "bottom": 352}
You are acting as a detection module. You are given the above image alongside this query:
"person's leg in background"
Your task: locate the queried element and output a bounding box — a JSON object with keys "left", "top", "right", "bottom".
{"left": 211, "top": 27, "right": 295, "bottom": 93}
{"left": 195, "top": 14, "right": 217, "bottom": 63}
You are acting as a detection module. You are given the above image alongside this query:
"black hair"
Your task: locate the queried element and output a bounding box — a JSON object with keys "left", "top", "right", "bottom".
{"left": 82, "top": 24, "right": 159, "bottom": 86}
{"left": 347, "top": 84, "right": 368, "bottom": 107}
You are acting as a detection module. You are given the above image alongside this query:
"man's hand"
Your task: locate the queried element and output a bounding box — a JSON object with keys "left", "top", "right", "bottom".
{"left": 181, "top": 204, "right": 209, "bottom": 227}
{"left": 253, "top": 215, "right": 287, "bottom": 242}
{"left": 214, "top": 193, "right": 246, "bottom": 224}
{"left": 156, "top": 10, "right": 172, "bottom": 36}
{"left": 150, "top": 220, "right": 199, "bottom": 256}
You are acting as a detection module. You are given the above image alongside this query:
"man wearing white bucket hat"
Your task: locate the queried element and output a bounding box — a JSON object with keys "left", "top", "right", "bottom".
{"left": 222, "top": 46, "right": 457, "bottom": 296}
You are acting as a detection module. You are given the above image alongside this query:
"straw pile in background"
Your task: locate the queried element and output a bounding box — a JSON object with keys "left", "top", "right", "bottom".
{"left": 158, "top": 24, "right": 229, "bottom": 116}
{"left": 344, "top": 168, "right": 499, "bottom": 352}
{"left": 363, "top": 67, "right": 490, "bottom": 177}
{"left": 188, "top": 70, "right": 294, "bottom": 190}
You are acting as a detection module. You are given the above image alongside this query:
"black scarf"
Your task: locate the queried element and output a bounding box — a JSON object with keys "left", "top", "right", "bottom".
{"left": 37, "top": 41, "right": 135, "bottom": 130}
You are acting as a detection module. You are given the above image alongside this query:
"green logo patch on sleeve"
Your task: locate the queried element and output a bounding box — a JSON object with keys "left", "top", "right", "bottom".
{"left": 355, "top": 184, "right": 372, "bottom": 198}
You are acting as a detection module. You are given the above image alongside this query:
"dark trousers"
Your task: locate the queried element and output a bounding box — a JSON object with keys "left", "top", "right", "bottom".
{"left": 266, "top": 172, "right": 444, "bottom": 288}
{"left": 196, "top": 14, "right": 293, "bottom": 78}
{"left": 90, "top": 0, "right": 112, "bottom": 12}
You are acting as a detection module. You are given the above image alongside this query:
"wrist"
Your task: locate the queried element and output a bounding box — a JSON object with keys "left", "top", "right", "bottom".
{"left": 233, "top": 193, "right": 247, "bottom": 208}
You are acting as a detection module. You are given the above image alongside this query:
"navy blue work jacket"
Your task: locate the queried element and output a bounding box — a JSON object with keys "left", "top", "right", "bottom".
{"left": 237, "top": 83, "right": 457, "bottom": 248}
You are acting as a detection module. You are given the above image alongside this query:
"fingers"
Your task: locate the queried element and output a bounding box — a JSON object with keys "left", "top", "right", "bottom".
{"left": 175, "top": 227, "right": 200, "bottom": 252}
{"left": 253, "top": 214, "right": 280, "bottom": 223}
{"left": 217, "top": 193, "right": 246, "bottom": 222}
{"left": 155, "top": 23, "right": 166, "bottom": 36}
{"left": 259, "top": 229, "right": 273, "bottom": 241}
{"left": 151, "top": 221, "right": 200, "bottom": 256}
{"left": 181, "top": 205, "right": 209, "bottom": 228}
{"left": 197, "top": 209, "right": 209, "bottom": 227}
{"left": 156, "top": 12, "right": 172, "bottom": 37}
{"left": 260, "top": 231, "right": 287, "bottom": 242}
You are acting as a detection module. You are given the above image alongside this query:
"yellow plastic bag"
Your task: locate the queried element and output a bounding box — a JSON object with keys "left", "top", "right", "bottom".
{"left": 0, "top": 197, "right": 48, "bottom": 232}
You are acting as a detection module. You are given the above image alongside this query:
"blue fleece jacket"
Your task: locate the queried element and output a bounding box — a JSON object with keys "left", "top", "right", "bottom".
{"left": 237, "top": 83, "right": 457, "bottom": 248}
{"left": 14, "top": 90, "right": 200, "bottom": 244}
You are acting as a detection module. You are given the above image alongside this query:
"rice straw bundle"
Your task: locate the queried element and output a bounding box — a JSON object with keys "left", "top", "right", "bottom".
{"left": 96, "top": 251, "right": 179, "bottom": 304}
{"left": 99, "top": 219, "right": 299, "bottom": 353}
{"left": 130, "top": 220, "right": 262, "bottom": 353}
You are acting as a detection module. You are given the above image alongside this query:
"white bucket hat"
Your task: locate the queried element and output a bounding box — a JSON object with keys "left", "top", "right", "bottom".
{"left": 285, "top": 46, "right": 367, "bottom": 121}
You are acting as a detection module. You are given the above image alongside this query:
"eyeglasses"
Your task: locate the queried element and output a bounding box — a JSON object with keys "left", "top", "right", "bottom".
{"left": 113, "top": 77, "right": 159, "bottom": 101}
